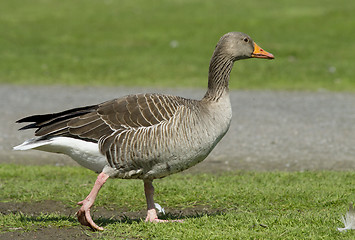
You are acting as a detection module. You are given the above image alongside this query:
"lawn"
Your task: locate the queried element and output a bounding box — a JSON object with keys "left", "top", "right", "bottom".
{"left": 1, "top": 164, "right": 355, "bottom": 239}
{"left": 0, "top": 0, "right": 354, "bottom": 91}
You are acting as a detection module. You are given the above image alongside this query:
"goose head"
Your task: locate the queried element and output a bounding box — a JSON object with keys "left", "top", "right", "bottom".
{"left": 215, "top": 32, "right": 274, "bottom": 61}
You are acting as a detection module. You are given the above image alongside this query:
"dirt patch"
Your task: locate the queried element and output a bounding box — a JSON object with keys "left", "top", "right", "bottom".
{"left": 0, "top": 200, "right": 75, "bottom": 216}
{"left": 0, "top": 200, "right": 225, "bottom": 240}
{"left": 0, "top": 228, "right": 92, "bottom": 240}
{"left": 0, "top": 201, "right": 93, "bottom": 239}
{"left": 0, "top": 200, "right": 224, "bottom": 220}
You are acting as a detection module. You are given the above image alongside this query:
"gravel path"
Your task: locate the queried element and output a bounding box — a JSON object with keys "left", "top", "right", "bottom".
{"left": 1, "top": 85, "right": 354, "bottom": 172}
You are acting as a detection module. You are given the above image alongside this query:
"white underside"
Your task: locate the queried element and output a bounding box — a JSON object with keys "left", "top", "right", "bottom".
{"left": 14, "top": 136, "right": 107, "bottom": 173}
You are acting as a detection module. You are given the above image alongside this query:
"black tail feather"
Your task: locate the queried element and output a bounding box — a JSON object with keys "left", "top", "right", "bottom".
{"left": 16, "top": 105, "right": 98, "bottom": 131}
{"left": 18, "top": 123, "right": 38, "bottom": 131}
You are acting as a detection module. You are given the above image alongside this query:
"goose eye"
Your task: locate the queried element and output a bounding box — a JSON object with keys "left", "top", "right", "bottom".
{"left": 243, "top": 37, "right": 249, "bottom": 43}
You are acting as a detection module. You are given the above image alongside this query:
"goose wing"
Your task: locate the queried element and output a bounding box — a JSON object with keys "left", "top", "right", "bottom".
{"left": 17, "top": 93, "right": 186, "bottom": 143}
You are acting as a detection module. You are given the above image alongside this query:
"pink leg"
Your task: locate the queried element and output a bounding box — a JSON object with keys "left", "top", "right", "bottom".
{"left": 144, "top": 180, "right": 183, "bottom": 223}
{"left": 77, "top": 172, "right": 109, "bottom": 231}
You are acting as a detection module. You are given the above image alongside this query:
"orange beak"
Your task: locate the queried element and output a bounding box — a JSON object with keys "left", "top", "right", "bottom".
{"left": 251, "top": 42, "right": 274, "bottom": 59}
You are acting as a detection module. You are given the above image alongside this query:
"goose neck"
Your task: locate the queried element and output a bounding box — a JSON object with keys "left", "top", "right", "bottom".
{"left": 203, "top": 54, "right": 234, "bottom": 101}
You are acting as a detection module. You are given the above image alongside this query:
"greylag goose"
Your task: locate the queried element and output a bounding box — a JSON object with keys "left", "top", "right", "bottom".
{"left": 14, "top": 32, "right": 274, "bottom": 230}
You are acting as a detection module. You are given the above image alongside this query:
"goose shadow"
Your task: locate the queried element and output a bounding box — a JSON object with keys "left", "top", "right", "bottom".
{"left": 89, "top": 206, "right": 229, "bottom": 229}
{"left": 16, "top": 207, "right": 229, "bottom": 230}
{"left": 1, "top": 201, "right": 228, "bottom": 230}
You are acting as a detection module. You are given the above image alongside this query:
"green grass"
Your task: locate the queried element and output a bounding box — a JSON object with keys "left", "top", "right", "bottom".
{"left": 1, "top": 164, "right": 355, "bottom": 239}
{"left": 0, "top": 0, "right": 355, "bottom": 91}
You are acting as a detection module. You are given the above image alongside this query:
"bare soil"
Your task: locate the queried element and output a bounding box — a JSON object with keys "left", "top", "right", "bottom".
{"left": 0, "top": 200, "right": 223, "bottom": 239}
